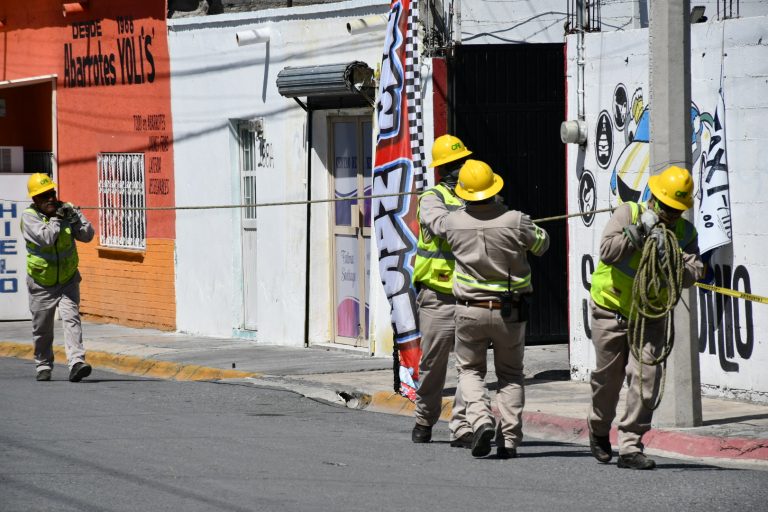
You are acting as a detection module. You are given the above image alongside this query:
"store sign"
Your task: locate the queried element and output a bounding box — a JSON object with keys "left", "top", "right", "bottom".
{"left": 0, "top": 175, "right": 31, "bottom": 320}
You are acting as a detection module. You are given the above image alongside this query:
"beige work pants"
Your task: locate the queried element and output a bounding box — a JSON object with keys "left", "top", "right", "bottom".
{"left": 414, "top": 287, "right": 471, "bottom": 439}
{"left": 28, "top": 275, "right": 86, "bottom": 371}
{"left": 454, "top": 303, "right": 525, "bottom": 450}
{"left": 588, "top": 300, "right": 664, "bottom": 455}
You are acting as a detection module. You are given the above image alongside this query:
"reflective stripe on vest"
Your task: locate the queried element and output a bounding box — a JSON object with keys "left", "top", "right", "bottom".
{"left": 531, "top": 225, "right": 547, "bottom": 255}
{"left": 455, "top": 271, "right": 531, "bottom": 292}
{"left": 23, "top": 207, "right": 79, "bottom": 287}
{"left": 412, "top": 184, "right": 462, "bottom": 295}
{"left": 590, "top": 201, "right": 697, "bottom": 317}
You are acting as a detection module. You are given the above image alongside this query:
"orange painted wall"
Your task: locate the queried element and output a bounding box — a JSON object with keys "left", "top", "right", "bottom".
{"left": 78, "top": 240, "right": 176, "bottom": 329}
{"left": 0, "top": 0, "right": 176, "bottom": 329}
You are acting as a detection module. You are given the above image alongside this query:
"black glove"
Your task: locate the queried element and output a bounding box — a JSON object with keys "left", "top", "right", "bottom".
{"left": 623, "top": 224, "right": 646, "bottom": 251}
{"left": 649, "top": 226, "right": 666, "bottom": 265}
{"left": 56, "top": 202, "right": 80, "bottom": 224}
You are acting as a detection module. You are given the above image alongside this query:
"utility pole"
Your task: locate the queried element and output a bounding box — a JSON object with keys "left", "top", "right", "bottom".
{"left": 648, "top": 0, "right": 702, "bottom": 427}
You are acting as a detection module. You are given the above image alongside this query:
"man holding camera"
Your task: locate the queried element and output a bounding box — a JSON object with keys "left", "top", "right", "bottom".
{"left": 21, "top": 173, "right": 95, "bottom": 383}
{"left": 444, "top": 160, "right": 549, "bottom": 459}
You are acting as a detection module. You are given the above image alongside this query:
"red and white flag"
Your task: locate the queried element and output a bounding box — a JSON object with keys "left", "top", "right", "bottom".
{"left": 372, "top": 0, "right": 427, "bottom": 400}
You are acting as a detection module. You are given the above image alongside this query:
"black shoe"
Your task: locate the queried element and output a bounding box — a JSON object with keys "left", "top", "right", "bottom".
{"left": 449, "top": 433, "right": 473, "bottom": 449}
{"left": 411, "top": 424, "right": 432, "bottom": 443}
{"left": 617, "top": 452, "right": 656, "bottom": 470}
{"left": 69, "top": 362, "right": 92, "bottom": 383}
{"left": 589, "top": 432, "right": 613, "bottom": 463}
{"left": 36, "top": 369, "right": 52, "bottom": 382}
{"left": 470, "top": 423, "right": 495, "bottom": 458}
{"left": 497, "top": 446, "right": 518, "bottom": 459}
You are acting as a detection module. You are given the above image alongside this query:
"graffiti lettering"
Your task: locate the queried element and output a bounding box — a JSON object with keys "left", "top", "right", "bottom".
{"left": 72, "top": 20, "right": 102, "bottom": 39}
{"left": 148, "top": 178, "right": 169, "bottom": 196}
{"left": 64, "top": 18, "right": 155, "bottom": 88}
{"left": 698, "top": 264, "right": 754, "bottom": 372}
{"left": 376, "top": 4, "right": 404, "bottom": 142}
{"left": 0, "top": 278, "right": 17, "bottom": 293}
{"left": 148, "top": 157, "right": 162, "bottom": 174}
{"left": 148, "top": 136, "right": 169, "bottom": 152}
{"left": 335, "top": 156, "right": 357, "bottom": 169}
{"left": 372, "top": 159, "right": 418, "bottom": 340}
{"left": 257, "top": 138, "right": 274, "bottom": 168}
{"left": 581, "top": 254, "right": 594, "bottom": 339}
{"left": 116, "top": 16, "right": 134, "bottom": 35}
{"left": 133, "top": 114, "right": 166, "bottom": 132}
{"left": 0, "top": 203, "right": 19, "bottom": 295}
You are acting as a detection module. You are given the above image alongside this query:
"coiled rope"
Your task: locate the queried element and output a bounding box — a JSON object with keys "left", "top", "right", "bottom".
{"left": 627, "top": 225, "right": 686, "bottom": 410}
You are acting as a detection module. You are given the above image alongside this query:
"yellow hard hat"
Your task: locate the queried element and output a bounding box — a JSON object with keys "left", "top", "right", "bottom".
{"left": 455, "top": 159, "right": 504, "bottom": 201}
{"left": 648, "top": 165, "right": 694, "bottom": 210}
{"left": 429, "top": 134, "right": 472, "bottom": 168}
{"left": 27, "top": 173, "right": 57, "bottom": 198}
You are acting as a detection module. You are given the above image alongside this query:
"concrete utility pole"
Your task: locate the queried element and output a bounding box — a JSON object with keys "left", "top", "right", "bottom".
{"left": 648, "top": 0, "right": 702, "bottom": 428}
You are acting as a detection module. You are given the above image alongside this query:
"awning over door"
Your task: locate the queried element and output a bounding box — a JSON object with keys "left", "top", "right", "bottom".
{"left": 276, "top": 61, "right": 374, "bottom": 110}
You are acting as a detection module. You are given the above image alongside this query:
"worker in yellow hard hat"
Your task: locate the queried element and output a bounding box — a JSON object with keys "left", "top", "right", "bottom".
{"left": 443, "top": 159, "right": 549, "bottom": 459}
{"left": 21, "top": 173, "right": 95, "bottom": 383}
{"left": 587, "top": 165, "right": 704, "bottom": 469}
{"left": 410, "top": 134, "right": 473, "bottom": 447}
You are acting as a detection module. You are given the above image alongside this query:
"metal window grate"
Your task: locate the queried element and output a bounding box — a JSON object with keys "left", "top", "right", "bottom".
{"left": 97, "top": 153, "right": 146, "bottom": 250}
{"left": 240, "top": 126, "right": 257, "bottom": 220}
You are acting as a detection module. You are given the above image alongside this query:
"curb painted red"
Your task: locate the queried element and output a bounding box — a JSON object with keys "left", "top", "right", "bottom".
{"left": 366, "top": 392, "right": 768, "bottom": 463}
{"left": 520, "top": 409, "right": 768, "bottom": 462}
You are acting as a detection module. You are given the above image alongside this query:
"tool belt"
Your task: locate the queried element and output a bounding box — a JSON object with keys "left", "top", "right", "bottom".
{"left": 463, "top": 300, "right": 504, "bottom": 310}
{"left": 463, "top": 293, "right": 531, "bottom": 322}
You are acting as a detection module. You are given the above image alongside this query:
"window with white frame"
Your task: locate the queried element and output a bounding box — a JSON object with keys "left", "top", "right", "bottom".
{"left": 97, "top": 153, "right": 146, "bottom": 250}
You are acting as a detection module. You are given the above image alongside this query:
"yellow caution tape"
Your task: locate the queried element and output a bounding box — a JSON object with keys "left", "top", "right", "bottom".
{"left": 694, "top": 282, "right": 768, "bottom": 305}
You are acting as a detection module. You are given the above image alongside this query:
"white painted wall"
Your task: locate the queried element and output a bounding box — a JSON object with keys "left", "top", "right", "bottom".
{"left": 460, "top": 0, "right": 768, "bottom": 44}
{"left": 566, "top": 16, "right": 768, "bottom": 401}
{"left": 169, "top": 1, "right": 392, "bottom": 345}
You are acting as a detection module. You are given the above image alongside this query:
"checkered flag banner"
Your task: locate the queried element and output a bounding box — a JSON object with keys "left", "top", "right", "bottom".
{"left": 406, "top": 1, "right": 427, "bottom": 192}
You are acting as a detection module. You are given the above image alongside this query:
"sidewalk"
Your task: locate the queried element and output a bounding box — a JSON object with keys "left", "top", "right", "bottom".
{"left": 1, "top": 319, "right": 767, "bottom": 467}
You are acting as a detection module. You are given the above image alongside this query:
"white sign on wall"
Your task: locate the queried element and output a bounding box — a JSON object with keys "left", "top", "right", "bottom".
{"left": 0, "top": 175, "right": 31, "bottom": 320}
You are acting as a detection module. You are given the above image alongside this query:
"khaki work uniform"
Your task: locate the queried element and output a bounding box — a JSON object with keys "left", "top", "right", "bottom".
{"left": 444, "top": 202, "right": 549, "bottom": 450}
{"left": 21, "top": 207, "right": 94, "bottom": 371}
{"left": 413, "top": 190, "right": 470, "bottom": 439}
{"left": 588, "top": 204, "right": 703, "bottom": 455}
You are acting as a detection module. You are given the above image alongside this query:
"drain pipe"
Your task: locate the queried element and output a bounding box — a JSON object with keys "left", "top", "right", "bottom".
{"left": 297, "top": 100, "right": 312, "bottom": 349}
{"left": 576, "top": 0, "right": 585, "bottom": 122}
{"left": 561, "top": 0, "right": 588, "bottom": 144}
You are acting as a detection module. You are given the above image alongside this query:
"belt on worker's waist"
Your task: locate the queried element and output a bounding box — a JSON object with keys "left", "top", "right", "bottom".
{"left": 463, "top": 300, "right": 505, "bottom": 310}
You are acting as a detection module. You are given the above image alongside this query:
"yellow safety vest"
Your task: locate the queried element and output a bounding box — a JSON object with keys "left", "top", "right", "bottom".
{"left": 412, "top": 184, "right": 462, "bottom": 295}
{"left": 590, "top": 202, "right": 696, "bottom": 318}
{"left": 22, "top": 208, "right": 79, "bottom": 287}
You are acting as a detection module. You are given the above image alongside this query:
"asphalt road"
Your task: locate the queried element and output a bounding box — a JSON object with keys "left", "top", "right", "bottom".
{"left": 1, "top": 357, "right": 765, "bottom": 512}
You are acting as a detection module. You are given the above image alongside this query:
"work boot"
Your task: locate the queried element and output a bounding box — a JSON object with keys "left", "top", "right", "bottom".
{"left": 411, "top": 423, "right": 432, "bottom": 443}
{"left": 497, "top": 446, "right": 518, "bottom": 459}
{"left": 36, "top": 369, "right": 52, "bottom": 382}
{"left": 69, "top": 362, "right": 92, "bottom": 383}
{"left": 617, "top": 452, "right": 656, "bottom": 470}
{"left": 589, "top": 432, "right": 613, "bottom": 463}
{"left": 470, "top": 423, "right": 495, "bottom": 458}
{"left": 449, "top": 432, "right": 473, "bottom": 449}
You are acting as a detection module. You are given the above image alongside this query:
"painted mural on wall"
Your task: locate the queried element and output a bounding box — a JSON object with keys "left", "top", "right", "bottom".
{"left": 569, "top": 20, "right": 767, "bottom": 400}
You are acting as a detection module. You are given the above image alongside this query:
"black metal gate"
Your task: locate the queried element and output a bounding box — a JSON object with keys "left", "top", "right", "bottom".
{"left": 451, "top": 43, "right": 567, "bottom": 344}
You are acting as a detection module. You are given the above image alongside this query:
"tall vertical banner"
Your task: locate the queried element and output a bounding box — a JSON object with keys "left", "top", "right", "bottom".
{"left": 373, "top": 0, "right": 427, "bottom": 400}
{"left": 696, "top": 88, "right": 732, "bottom": 253}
